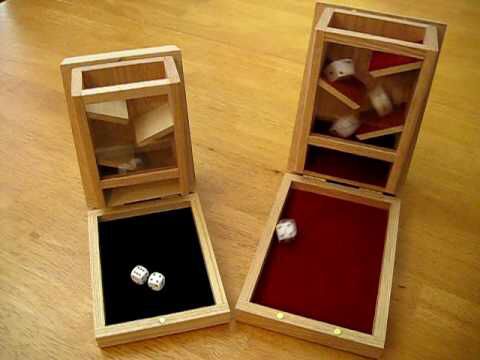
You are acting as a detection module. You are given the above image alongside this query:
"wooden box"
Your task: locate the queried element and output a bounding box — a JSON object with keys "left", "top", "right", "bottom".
{"left": 61, "top": 46, "right": 230, "bottom": 346}
{"left": 235, "top": 3, "right": 446, "bottom": 358}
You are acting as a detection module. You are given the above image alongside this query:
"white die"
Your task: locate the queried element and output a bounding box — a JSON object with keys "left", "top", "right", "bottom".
{"left": 130, "top": 265, "right": 149, "bottom": 285}
{"left": 368, "top": 86, "right": 393, "bottom": 117}
{"left": 276, "top": 219, "right": 297, "bottom": 243}
{"left": 330, "top": 115, "right": 360, "bottom": 138}
{"left": 323, "top": 58, "right": 355, "bottom": 82}
{"left": 148, "top": 272, "right": 166, "bottom": 291}
{"left": 118, "top": 157, "right": 143, "bottom": 174}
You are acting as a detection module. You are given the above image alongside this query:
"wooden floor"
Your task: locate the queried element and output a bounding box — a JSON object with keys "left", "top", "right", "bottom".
{"left": 1, "top": 0, "right": 479, "bottom": 359}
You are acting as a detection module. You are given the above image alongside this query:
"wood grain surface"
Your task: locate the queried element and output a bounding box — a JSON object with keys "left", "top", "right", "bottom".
{"left": 0, "top": 0, "right": 479, "bottom": 359}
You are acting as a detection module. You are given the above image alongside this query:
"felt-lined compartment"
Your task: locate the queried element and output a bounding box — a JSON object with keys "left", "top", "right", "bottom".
{"left": 97, "top": 207, "right": 215, "bottom": 325}
{"left": 305, "top": 146, "right": 392, "bottom": 187}
{"left": 252, "top": 187, "right": 390, "bottom": 334}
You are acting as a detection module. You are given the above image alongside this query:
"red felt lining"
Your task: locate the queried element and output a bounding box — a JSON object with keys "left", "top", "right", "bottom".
{"left": 305, "top": 147, "right": 391, "bottom": 187}
{"left": 369, "top": 51, "right": 420, "bottom": 71}
{"left": 252, "top": 188, "right": 389, "bottom": 334}
{"left": 326, "top": 77, "right": 366, "bottom": 105}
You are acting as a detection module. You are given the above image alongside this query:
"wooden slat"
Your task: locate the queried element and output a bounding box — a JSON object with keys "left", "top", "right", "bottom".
{"left": 87, "top": 212, "right": 106, "bottom": 329}
{"left": 308, "top": 134, "right": 397, "bottom": 162}
{"left": 369, "top": 61, "right": 422, "bottom": 77}
{"left": 77, "top": 79, "right": 173, "bottom": 104}
{"left": 303, "top": 170, "right": 387, "bottom": 193}
{"left": 386, "top": 51, "right": 438, "bottom": 192}
{"left": 132, "top": 99, "right": 175, "bottom": 145}
{"left": 86, "top": 100, "right": 129, "bottom": 125}
{"left": 190, "top": 193, "right": 228, "bottom": 305}
{"left": 331, "top": 7, "right": 432, "bottom": 31}
{"left": 105, "top": 179, "right": 180, "bottom": 207}
{"left": 287, "top": 27, "right": 328, "bottom": 172}
{"left": 95, "top": 145, "right": 134, "bottom": 169}
{"left": 318, "top": 78, "right": 362, "bottom": 110}
{"left": 100, "top": 168, "right": 179, "bottom": 189}
{"left": 371, "top": 199, "right": 401, "bottom": 342}
{"left": 96, "top": 304, "right": 230, "bottom": 347}
{"left": 322, "top": 29, "right": 426, "bottom": 59}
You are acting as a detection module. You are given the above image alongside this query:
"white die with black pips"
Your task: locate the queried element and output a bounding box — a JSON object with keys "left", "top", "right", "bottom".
{"left": 130, "top": 265, "right": 149, "bottom": 285}
{"left": 323, "top": 58, "right": 355, "bottom": 82}
{"left": 276, "top": 219, "right": 297, "bottom": 243}
{"left": 148, "top": 272, "right": 166, "bottom": 291}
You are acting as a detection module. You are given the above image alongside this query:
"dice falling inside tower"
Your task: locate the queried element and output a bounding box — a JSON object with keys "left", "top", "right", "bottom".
{"left": 323, "top": 58, "right": 355, "bottom": 82}
{"left": 276, "top": 219, "right": 297, "bottom": 243}
{"left": 330, "top": 115, "right": 360, "bottom": 138}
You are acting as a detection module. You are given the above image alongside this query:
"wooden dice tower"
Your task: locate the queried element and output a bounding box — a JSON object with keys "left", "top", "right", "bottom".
{"left": 235, "top": 3, "right": 446, "bottom": 358}
{"left": 61, "top": 46, "right": 230, "bottom": 347}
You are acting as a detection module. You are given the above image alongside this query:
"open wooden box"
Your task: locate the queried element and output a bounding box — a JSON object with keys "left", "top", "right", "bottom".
{"left": 236, "top": 3, "right": 446, "bottom": 358}
{"left": 61, "top": 46, "right": 230, "bottom": 346}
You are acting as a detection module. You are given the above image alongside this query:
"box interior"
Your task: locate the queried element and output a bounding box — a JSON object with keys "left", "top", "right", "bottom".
{"left": 305, "top": 146, "right": 392, "bottom": 187}
{"left": 314, "top": 42, "right": 419, "bottom": 146}
{"left": 251, "top": 186, "right": 390, "bottom": 334}
{"left": 82, "top": 61, "right": 167, "bottom": 89}
{"left": 97, "top": 207, "right": 215, "bottom": 326}
{"left": 328, "top": 11, "right": 426, "bottom": 44}
{"left": 82, "top": 62, "right": 178, "bottom": 187}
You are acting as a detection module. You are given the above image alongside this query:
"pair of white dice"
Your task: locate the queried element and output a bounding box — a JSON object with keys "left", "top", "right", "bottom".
{"left": 130, "top": 265, "right": 165, "bottom": 291}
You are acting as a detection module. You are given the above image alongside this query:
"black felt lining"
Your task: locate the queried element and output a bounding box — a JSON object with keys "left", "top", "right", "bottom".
{"left": 98, "top": 207, "right": 215, "bottom": 325}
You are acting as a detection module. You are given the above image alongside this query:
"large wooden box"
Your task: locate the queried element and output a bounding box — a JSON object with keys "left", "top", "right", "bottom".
{"left": 61, "top": 46, "right": 230, "bottom": 346}
{"left": 235, "top": 3, "right": 446, "bottom": 358}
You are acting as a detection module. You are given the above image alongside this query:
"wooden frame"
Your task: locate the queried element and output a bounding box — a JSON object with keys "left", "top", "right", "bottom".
{"left": 235, "top": 173, "right": 400, "bottom": 358}
{"left": 61, "top": 46, "right": 195, "bottom": 209}
{"left": 88, "top": 193, "right": 230, "bottom": 347}
{"left": 288, "top": 2, "right": 446, "bottom": 195}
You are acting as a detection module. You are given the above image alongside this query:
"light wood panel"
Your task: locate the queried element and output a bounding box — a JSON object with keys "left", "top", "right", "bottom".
{"left": 0, "top": 0, "right": 479, "bottom": 359}
{"left": 86, "top": 100, "right": 130, "bottom": 125}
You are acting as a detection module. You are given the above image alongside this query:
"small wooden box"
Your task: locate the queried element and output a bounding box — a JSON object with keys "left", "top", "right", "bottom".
{"left": 235, "top": 3, "right": 446, "bottom": 358}
{"left": 61, "top": 46, "right": 230, "bottom": 346}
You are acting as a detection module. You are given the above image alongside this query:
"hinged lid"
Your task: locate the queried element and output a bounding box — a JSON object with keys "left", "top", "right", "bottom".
{"left": 288, "top": 3, "right": 446, "bottom": 196}
{"left": 61, "top": 46, "right": 195, "bottom": 209}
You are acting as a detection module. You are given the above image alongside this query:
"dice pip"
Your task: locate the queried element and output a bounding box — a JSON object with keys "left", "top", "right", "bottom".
{"left": 276, "top": 219, "right": 297, "bottom": 243}
{"left": 148, "top": 272, "right": 166, "bottom": 291}
{"left": 130, "top": 265, "right": 149, "bottom": 285}
{"left": 323, "top": 58, "right": 355, "bottom": 82}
